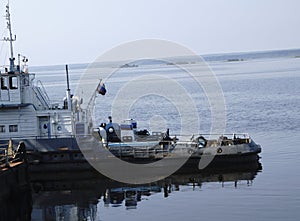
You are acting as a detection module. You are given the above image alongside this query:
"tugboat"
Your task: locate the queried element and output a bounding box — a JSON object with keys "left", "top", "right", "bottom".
{"left": 0, "top": 4, "right": 261, "bottom": 172}
{"left": 0, "top": 4, "right": 89, "bottom": 169}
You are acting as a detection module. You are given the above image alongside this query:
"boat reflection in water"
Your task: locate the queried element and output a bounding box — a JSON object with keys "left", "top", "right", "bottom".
{"left": 0, "top": 187, "right": 32, "bottom": 221}
{"left": 30, "top": 161, "right": 262, "bottom": 220}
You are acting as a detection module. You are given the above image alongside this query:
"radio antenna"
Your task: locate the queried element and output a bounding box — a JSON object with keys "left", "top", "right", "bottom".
{"left": 3, "top": 2, "right": 16, "bottom": 72}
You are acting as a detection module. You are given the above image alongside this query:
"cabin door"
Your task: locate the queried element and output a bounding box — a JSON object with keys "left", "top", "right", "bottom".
{"left": 39, "top": 117, "right": 50, "bottom": 138}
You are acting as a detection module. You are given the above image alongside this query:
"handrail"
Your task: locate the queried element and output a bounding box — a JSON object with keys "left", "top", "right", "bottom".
{"left": 36, "top": 80, "right": 50, "bottom": 102}
{"left": 34, "top": 80, "right": 51, "bottom": 108}
{"left": 0, "top": 133, "right": 250, "bottom": 142}
{"left": 171, "top": 133, "right": 250, "bottom": 140}
{"left": 0, "top": 134, "right": 76, "bottom": 140}
{"left": 32, "top": 86, "right": 50, "bottom": 109}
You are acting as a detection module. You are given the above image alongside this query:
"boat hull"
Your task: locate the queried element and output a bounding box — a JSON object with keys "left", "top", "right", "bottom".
{"left": 28, "top": 148, "right": 261, "bottom": 179}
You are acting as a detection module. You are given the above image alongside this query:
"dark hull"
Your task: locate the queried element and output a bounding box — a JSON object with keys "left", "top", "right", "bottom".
{"left": 28, "top": 150, "right": 261, "bottom": 182}
{"left": 0, "top": 137, "right": 261, "bottom": 179}
{"left": 114, "top": 152, "right": 260, "bottom": 173}
{"left": 2, "top": 137, "right": 261, "bottom": 176}
{"left": 0, "top": 137, "right": 79, "bottom": 152}
{"left": 179, "top": 153, "right": 260, "bottom": 173}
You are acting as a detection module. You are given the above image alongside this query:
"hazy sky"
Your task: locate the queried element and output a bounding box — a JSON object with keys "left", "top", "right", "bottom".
{"left": 1, "top": 0, "right": 300, "bottom": 66}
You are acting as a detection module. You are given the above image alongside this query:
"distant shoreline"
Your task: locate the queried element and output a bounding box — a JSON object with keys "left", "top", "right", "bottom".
{"left": 28, "top": 48, "right": 300, "bottom": 72}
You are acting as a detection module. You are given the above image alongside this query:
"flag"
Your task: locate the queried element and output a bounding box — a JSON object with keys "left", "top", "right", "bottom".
{"left": 97, "top": 81, "right": 106, "bottom": 95}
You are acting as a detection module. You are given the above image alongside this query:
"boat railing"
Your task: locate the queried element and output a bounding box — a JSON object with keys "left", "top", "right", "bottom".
{"left": 36, "top": 80, "right": 50, "bottom": 100}
{"left": 109, "top": 143, "right": 171, "bottom": 159}
{"left": 1, "top": 133, "right": 251, "bottom": 142}
{"left": 174, "top": 133, "right": 250, "bottom": 140}
{"left": 0, "top": 134, "right": 76, "bottom": 140}
{"left": 33, "top": 80, "right": 51, "bottom": 109}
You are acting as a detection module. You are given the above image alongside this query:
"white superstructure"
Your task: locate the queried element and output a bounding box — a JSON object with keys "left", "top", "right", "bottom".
{"left": 0, "top": 4, "right": 90, "bottom": 159}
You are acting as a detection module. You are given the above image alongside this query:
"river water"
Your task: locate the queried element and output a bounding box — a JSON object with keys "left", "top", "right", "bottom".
{"left": 4, "top": 53, "right": 300, "bottom": 221}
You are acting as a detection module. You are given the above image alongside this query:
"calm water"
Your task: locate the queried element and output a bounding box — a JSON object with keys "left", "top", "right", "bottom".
{"left": 3, "top": 54, "right": 300, "bottom": 220}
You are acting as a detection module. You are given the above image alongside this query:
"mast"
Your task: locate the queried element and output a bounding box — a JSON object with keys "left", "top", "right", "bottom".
{"left": 4, "top": 3, "right": 16, "bottom": 72}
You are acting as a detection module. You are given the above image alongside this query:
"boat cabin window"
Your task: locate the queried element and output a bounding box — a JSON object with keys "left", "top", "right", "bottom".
{"left": 9, "top": 76, "right": 18, "bottom": 89}
{"left": 1, "top": 77, "right": 8, "bottom": 90}
{"left": 0, "top": 125, "right": 5, "bottom": 133}
{"left": 9, "top": 125, "right": 18, "bottom": 133}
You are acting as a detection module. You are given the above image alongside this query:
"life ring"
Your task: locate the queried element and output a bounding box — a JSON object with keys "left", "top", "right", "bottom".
{"left": 217, "top": 148, "right": 222, "bottom": 153}
{"left": 197, "top": 136, "right": 207, "bottom": 148}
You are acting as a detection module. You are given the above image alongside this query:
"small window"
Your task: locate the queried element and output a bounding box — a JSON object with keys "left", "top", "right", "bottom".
{"left": 9, "top": 125, "right": 18, "bottom": 133}
{"left": 0, "top": 125, "right": 5, "bottom": 133}
{"left": 9, "top": 76, "right": 18, "bottom": 89}
{"left": 1, "top": 77, "right": 8, "bottom": 90}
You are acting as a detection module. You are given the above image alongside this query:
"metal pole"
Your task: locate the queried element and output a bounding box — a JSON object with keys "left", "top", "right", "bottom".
{"left": 6, "top": 4, "right": 15, "bottom": 72}
{"left": 65, "top": 64, "right": 70, "bottom": 91}
{"left": 65, "top": 64, "right": 72, "bottom": 111}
